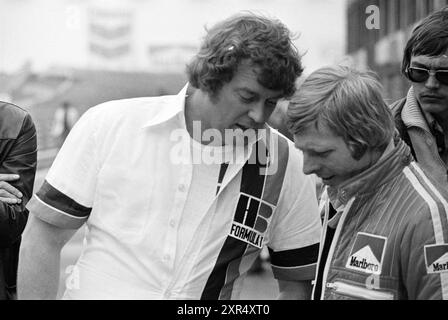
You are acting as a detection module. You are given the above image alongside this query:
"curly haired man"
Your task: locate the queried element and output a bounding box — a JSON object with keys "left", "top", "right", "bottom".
{"left": 18, "top": 13, "right": 321, "bottom": 300}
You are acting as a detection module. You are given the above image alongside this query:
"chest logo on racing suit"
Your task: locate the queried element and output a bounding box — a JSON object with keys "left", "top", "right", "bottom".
{"left": 228, "top": 193, "right": 274, "bottom": 249}
{"left": 424, "top": 244, "right": 448, "bottom": 274}
{"left": 346, "top": 232, "right": 387, "bottom": 275}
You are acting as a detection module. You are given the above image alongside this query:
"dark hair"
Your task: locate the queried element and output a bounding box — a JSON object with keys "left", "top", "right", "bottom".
{"left": 186, "top": 12, "right": 303, "bottom": 98}
{"left": 402, "top": 6, "right": 448, "bottom": 74}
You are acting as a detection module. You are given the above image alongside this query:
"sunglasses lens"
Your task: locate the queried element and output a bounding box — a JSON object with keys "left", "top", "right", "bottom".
{"left": 408, "top": 68, "right": 429, "bottom": 83}
{"left": 436, "top": 71, "right": 448, "bottom": 85}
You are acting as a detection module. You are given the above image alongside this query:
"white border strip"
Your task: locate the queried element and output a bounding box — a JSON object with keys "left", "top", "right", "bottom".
{"left": 403, "top": 167, "right": 443, "bottom": 243}
{"left": 410, "top": 163, "right": 448, "bottom": 228}
{"left": 320, "top": 197, "right": 355, "bottom": 300}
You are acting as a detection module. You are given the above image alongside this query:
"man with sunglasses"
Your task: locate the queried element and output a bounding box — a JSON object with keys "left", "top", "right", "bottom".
{"left": 392, "top": 7, "right": 448, "bottom": 187}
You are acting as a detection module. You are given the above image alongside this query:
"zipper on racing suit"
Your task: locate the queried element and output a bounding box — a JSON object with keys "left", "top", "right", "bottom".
{"left": 326, "top": 281, "right": 394, "bottom": 300}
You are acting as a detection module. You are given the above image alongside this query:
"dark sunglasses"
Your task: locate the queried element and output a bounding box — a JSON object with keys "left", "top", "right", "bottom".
{"left": 406, "top": 66, "right": 448, "bottom": 85}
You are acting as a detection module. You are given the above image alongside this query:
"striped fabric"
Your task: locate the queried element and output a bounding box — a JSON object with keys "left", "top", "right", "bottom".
{"left": 317, "top": 137, "right": 448, "bottom": 300}
{"left": 26, "top": 85, "right": 321, "bottom": 299}
{"left": 27, "top": 180, "right": 91, "bottom": 229}
{"left": 404, "top": 163, "right": 448, "bottom": 299}
{"left": 269, "top": 243, "right": 320, "bottom": 281}
{"left": 201, "top": 135, "right": 318, "bottom": 299}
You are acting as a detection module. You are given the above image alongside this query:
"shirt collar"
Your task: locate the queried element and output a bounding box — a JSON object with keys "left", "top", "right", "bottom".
{"left": 402, "top": 86, "right": 446, "bottom": 141}
{"left": 141, "top": 83, "right": 189, "bottom": 128}
{"left": 327, "top": 135, "right": 412, "bottom": 206}
{"left": 141, "top": 83, "right": 262, "bottom": 154}
{"left": 401, "top": 87, "right": 432, "bottom": 133}
{"left": 425, "top": 111, "right": 445, "bottom": 135}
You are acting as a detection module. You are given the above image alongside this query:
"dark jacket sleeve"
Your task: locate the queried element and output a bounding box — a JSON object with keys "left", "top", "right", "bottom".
{"left": 0, "top": 112, "right": 37, "bottom": 246}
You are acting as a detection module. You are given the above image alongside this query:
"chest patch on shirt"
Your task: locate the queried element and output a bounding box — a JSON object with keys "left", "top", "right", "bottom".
{"left": 228, "top": 193, "right": 274, "bottom": 249}
{"left": 424, "top": 244, "right": 448, "bottom": 274}
{"left": 346, "top": 232, "right": 387, "bottom": 275}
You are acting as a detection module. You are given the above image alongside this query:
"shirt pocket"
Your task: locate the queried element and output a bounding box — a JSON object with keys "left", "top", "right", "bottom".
{"left": 326, "top": 279, "right": 395, "bottom": 300}
{"left": 93, "top": 164, "right": 153, "bottom": 243}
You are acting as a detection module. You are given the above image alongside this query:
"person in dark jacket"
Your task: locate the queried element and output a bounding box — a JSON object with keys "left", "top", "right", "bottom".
{"left": 391, "top": 7, "right": 448, "bottom": 188}
{"left": 0, "top": 101, "right": 37, "bottom": 299}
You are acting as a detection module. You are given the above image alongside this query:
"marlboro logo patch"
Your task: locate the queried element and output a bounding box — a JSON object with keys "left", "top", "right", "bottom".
{"left": 228, "top": 193, "right": 274, "bottom": 249}
{"left": 346, "top": 232, "right": 387, "bottom": 275}
{"left": 425, "top": 244, "right": 448, "bottom": 274}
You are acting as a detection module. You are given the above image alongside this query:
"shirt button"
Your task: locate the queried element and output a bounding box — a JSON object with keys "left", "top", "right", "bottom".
{"left": 169, "top": 220, "right": 176, "bottom": 227}
{"left": 178, "top": 184, "right": 186, "bottom": 192}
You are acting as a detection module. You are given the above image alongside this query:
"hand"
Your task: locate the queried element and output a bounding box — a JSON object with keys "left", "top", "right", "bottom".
{"left": 0, "top": 174, "right": 23, "bottom": 204}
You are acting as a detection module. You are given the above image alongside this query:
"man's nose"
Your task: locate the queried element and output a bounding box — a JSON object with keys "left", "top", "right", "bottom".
{"left": 302, "top": 154, "right": 319, "bottom": 176}
{"left": 248, "top": 102, "right": 268, "bottom": 124}
{"left": 425, "top": 73, "right": 440, "bottom": 90}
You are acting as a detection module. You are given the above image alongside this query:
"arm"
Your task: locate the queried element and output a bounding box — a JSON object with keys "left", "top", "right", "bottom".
{"left": 0, "top": 113, "right": 37, "bottom": 246}
{"left": 277, "top": 279, "right": 312, "bottom": 300}
{"left": 18, "top": 108, "right": 100, "bottom": 300}
{"left": 17, "top": 214, "right": 77, "bottom": 300}
{"left": 268, "top": 152, "right": 322, "bottom": 300}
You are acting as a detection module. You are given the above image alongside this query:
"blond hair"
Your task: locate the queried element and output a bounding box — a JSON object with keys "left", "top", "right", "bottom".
{"left": 287, "top": 65, "right": 394, "bottom": 160}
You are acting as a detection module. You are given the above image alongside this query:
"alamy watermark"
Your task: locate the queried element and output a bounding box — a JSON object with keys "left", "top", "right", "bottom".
{"left": 365, "top": 5, "right": 380, "bottom": 30}
{"left": 65, "top": 265, "right": 80, "bottom": 290}
{"left": 65, "top": 5, "right": 82, "bottom": 30}
{"left": 169, "top": 121, "right": 279, "bottom": 175}
{"left": 365, "top": 273, "right": 380, "bottom": 290}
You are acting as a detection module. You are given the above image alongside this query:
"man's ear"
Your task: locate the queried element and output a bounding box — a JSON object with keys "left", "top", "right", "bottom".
{"left": 347, "top": 141, "right": 367, "bottom": 161}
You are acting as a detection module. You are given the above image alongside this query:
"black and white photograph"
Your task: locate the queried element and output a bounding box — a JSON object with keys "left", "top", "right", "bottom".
{"left": 0, "top": 0, "right": 447, "bottom": 308}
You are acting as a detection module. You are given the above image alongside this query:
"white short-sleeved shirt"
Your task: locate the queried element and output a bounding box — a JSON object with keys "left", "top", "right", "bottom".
{"left": 27, "top": 84, "right": 322, "bottom": 299}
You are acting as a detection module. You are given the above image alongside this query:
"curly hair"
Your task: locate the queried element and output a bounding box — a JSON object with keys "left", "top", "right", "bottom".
{"left": 287, "top": 65, "right": 395, "bottom": 160}
{"left": 402, "top": 6, "right": 448, "bottom": 75}
{"left": 186, "top": 12, "right": 303, "bottom": 98}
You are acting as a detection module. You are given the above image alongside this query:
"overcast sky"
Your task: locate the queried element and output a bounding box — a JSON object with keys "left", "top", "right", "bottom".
{"left": 0, "top": 0, "right": 347, "bottom": 74}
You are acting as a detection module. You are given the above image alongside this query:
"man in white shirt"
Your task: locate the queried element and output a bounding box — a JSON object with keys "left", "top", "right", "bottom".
{"left": 17, "top": 12, "right": 321, "bottom": 300}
